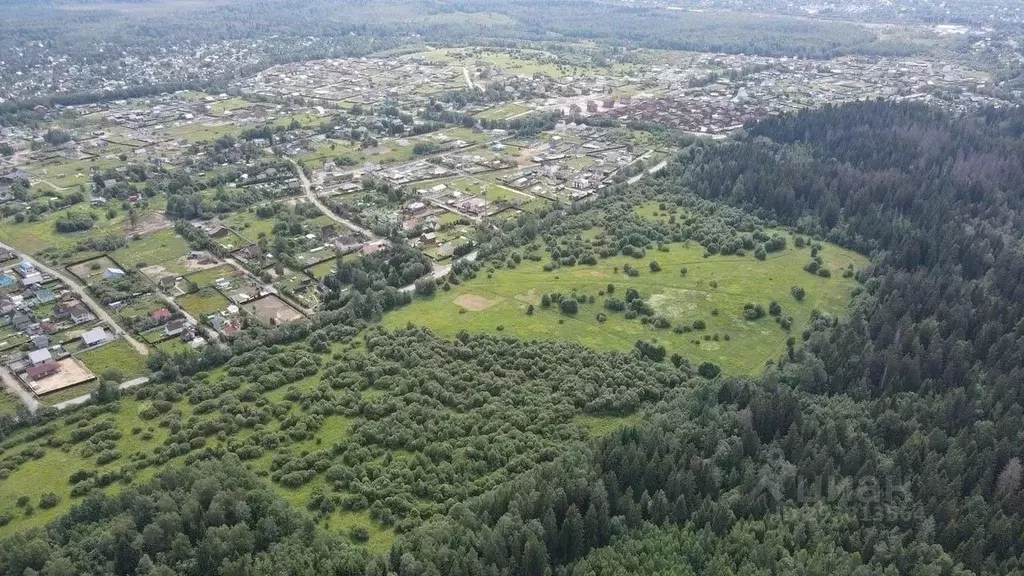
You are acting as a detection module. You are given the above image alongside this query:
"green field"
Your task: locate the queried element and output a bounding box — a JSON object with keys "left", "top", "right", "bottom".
{"left": 39, "top": 381, "right": 100, "bottom": 407}
{"left": 77, "top": 340, "right": 148, "bottom": 380}
{"left": 475, "top": 102, "right": 531, "bottom": 120}
{"left": 386, "top": 236, "right": 867, "bottom": 375}
{"left": 185, "top": 264, "right": 236, "bottom": 288}
{"left": 0, "top": 390, "right": 21, "bottom": 416}
{"left": 178, "top": 287, "right": 230, "bottom": 316}
{"left": 0, "top": 208, "right": 133, "bottom": 256}
{"left": 109, "top": 228, "right": 189, "bottom": 270}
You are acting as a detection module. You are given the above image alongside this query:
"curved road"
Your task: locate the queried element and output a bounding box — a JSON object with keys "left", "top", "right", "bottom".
{"left": 288, "top": 159, "right": 378, "bottom": 239}
{"left": 18, "top": 252, "right": 150, "bottom": 357}
{"left": 1, "top": 367, "right": 38, "bottom": 414}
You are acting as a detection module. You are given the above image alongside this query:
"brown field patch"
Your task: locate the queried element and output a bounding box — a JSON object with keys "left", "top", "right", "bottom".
{"left": 243, "top": 294, "right": 305, "bottom": 326}
{"left": 27, "top": 357, "right": 96, "bottom": 396}
{"left": 126, "top": 211, "right": 172, "bottom": 236}
{"left": 454, "top": 294, "right": 497, "bottom": 311}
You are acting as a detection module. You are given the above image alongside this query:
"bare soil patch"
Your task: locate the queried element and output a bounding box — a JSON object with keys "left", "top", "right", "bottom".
{"left": 28, "top": 358, "right": 96, "bottom": 396}
{"left": 126, "top": 211, "right": 172, "bottom": 236}
{"left": 454, "top": 294, "right": 497, "bottom": 311}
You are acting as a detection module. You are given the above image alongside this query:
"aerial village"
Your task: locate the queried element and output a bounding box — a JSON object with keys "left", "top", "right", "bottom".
{"left": 0, "top": 42, "right": 1015, "bottom": 408}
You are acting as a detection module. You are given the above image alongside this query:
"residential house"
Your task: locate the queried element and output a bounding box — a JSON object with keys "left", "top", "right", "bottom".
{"left": 15, "top": 261, "right": 34, "bottom": 278}
{"left": 332, "top": 235, "right": 362, "bottom": 254}
{"left": 0, "top": 247, "right": 15, "bottom": 262}
{"left": 27, "top": 348, "right": 52, "bottom": 366}
{"left": 419, "top": 232, "right": 438, "bottom": 246}
{"left": 20, "top": 271, "right": 43, "bottom": 288}
{"left": 233, "top": 244, "right": 263, "bottom": 263}
{"left": 0, "top": 274, "right": 15, "bottom": 288}
{"left": 11, "top": 311, "right": 32, "bottom": 330}
{"left": 30, "top": 334, "right": 49, "bottom": 350}
{"left": 33, "top": 288, "right": 55, "bottom": 304}
{"left": 164, "top": 319, "right": 185, "bottom": 337}
{"left": 103, "top": 268, "right": 126, "bottom": 280}
{"left": 159, "top": 276, "right": 177, "bottom": 291}
{"left": 26, "top": 361, "right": 60, "bottom": 381}
{"left": 81, "top": 327, "right": 109, "bottom": 347}
{"left": 360, "top": 241, "right": 388, "bottom": 256}
{"left": 55, "top": 301, "right": 94, "bottom": 324}
{"left": 151, "top": 308, "right": 172, "bottom": 322}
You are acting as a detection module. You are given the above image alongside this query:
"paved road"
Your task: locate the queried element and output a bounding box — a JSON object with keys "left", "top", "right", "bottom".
{"left": 51, "top": 376, "right": 150, "bottom": 411}
{"left": 400, "top": 251, "right": 479, "bottom": 293}
{"left": 628, "top": 158, "right": 668, "bottom": 185}
{"left": 288, "top": 159, "right": 378, "bottom": 238}
{"left": 15, "top": 250, "right": 150, "bottom": 357}
{"left": 0, "top": 367, "right": 38, "bottom": 414}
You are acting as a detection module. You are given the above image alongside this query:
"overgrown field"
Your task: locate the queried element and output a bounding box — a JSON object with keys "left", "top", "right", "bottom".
{"left": 387, "top": 228, "right": 866, "bottom": 374}
{"left": 0, "top": 328, "right": 676, "bottom": 553}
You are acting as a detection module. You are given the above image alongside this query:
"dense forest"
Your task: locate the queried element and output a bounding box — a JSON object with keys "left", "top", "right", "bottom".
{"left": 4, "top": 101, "right": 1024, "bottom": 575}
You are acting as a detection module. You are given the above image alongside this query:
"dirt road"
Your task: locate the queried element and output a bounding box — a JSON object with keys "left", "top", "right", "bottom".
{"left": 0, "top": 367, "right": 38, "bottom": 414}
{"left": 288, "top": 159, "right": 377, "bottom": 238}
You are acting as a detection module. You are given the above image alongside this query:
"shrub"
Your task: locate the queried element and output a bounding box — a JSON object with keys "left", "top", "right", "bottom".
{"left": 38, "top": 492, "right": 60, "bottom": 509}
{"left": 350, "top": 526, "right": 371, "bottom": 542}
{"left": 743, "top": 303, "right": 766, "bottom": 320}
{"left": 559, "top": 299, "right": 578, "bottom": 315}
{"left": 649, "top": 261, "right": 661, "bottom": 272}
{"left": 791, "top": 286, "right": 806, "bottom": 301}
{"left": 698, "top": 362, "right": 721, "bottom": 379}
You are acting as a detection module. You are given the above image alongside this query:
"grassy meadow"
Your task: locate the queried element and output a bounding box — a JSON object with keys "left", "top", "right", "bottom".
{"left": 386, "top": 233, "right": 867, "bottom": 375}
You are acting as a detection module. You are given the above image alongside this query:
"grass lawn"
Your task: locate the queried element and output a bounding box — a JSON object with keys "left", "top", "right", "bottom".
{"left": 575, "top": 413, "right": 643, "bottom": 437}
{"left": 185, "top": 264, "right": 237, "bottom": 288}
{"left": 384, "top": 236, "right": 868, "bottom": 375}
{"left": 77, "top": 340, "right": 148, "bottom": 380}
{"left": 156, "top": 338, "right": 193, "bottom": 356}
{"left": 209, "top": 98, "right": 250, "bottom": 115}
{"left": 475, "top": 102, "right": 531, "bottom": 120}
{"left": 0, "top": 390, "right": 22, "bottom": 416}
{"left": 163, "top": 122, "right": 239, "bottom": 143}
{"left": 109, "top": 228, "right": 189, "bottom": 269}
{"left": 38, "top": 381, "right": 100, "bottom": 407}
{"left": 178, "top": 287, "right": 230, "bottom": 316}
{"left": 307, "top": 259, "right": 337, "bottom": 280}
{"left": 0, "top": 208, "right": 132, "bottom": 256}
{"left": 222, "top": 211, "right": 277, "bottom": 244}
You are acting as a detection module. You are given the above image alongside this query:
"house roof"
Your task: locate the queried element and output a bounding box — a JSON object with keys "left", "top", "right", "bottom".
{"left": 26, "top": 361, "right": 60, "bottom": 380}
{"left": 27, "top": 348, "right": 52, "bottom": 364}
{"left": 81, "top": 326, "right": 108, "bottom": 345}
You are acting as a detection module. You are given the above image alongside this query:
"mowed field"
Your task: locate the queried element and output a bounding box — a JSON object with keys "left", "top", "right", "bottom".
{"left": 385, "top": 234, "right": 867, "bottom": 375}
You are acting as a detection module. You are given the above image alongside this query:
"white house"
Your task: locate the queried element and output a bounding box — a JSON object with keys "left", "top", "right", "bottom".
{"left": 81, "top": 327, "right": 109, "bottom": 347}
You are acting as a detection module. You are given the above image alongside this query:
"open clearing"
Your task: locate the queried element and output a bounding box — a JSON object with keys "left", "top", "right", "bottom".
{"left": 453, "top": 293, "right": 497, "bottom": 311}
{"left": 386, "top": 234, "right": 868, "bottom": 375}
{"left": 77, "top": 339, "right": 148, "bottom": 380}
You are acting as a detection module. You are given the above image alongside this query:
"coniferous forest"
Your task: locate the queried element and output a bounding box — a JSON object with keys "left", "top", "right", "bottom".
{"left": 3, "top": 100, "right": 1024, "bottom": 575}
